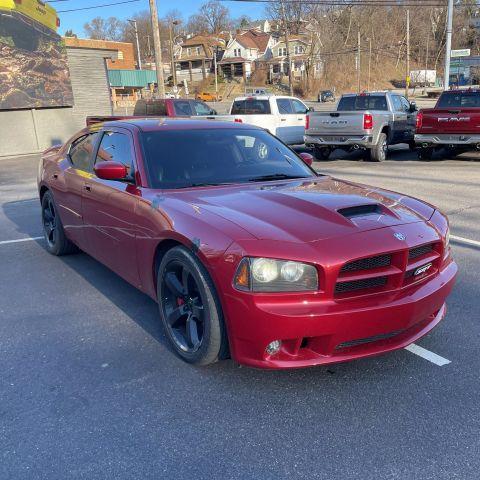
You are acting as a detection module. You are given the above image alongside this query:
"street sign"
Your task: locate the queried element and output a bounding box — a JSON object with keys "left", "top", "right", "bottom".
{"left": 451, "top": 49, "right": 471, "bottom": 58}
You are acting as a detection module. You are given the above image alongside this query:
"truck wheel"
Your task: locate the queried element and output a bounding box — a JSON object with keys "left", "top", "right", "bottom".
{"left": 408, "top": 140, "right": 417, "bottom": 151}
{"left": 418, "top": 148, "right": 434, "bottom": 161}
{"left": 314, "top": 146, "right": 332, "bottom": 160}
{"left": 369, "top": 133, "right": 387, "bottom": 162}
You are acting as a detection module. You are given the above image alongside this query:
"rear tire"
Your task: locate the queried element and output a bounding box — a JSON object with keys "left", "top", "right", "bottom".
{"left": 418, "top": 148, "right": 434, "bottom": 161}
{"left": 41, "top": 190, "right": 79, "bottom": 256}
{"left": 369, "top": 133, "right": 387, "bottom": 162}
{"left": 157, "top": 246, "right": 228, "bottom": 366}
{"left": 314, "top": 146, "right": 332, "bottom": 160}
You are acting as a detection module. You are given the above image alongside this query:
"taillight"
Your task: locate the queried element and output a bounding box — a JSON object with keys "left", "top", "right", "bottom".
{"left": 234, "top": 118, "right": 243, "bottom": 123}
{"left": 306, "top": 114, "right": 310, "bottom": 130}
{"left": 416, "top": 111, "right": 423, "bottom": 130}
{"left": 363, "top": 113, "right": 373, "bottom": 130}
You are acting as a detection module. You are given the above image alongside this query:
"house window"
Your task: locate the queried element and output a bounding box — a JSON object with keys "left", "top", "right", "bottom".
{"left": 196, "top": 46, "right": 201, "bottom": 55}
{"left": 234, "top": 48, "right": 241, "bottom": 57}
{"left": 278, "top": 47, "right": 287, "bottom": 56}
{"left": 187, "top": 48, "right": 191, "bottom": 56}
{"left": 294, "top": 45, "right": 304, "bottom": 54}
{"left": 118, "top": 50, "right": 124, "bottom": 60}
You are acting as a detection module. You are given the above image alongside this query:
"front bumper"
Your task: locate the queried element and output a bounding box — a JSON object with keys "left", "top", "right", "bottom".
{"left": 304, "top": 134, "right": 374, "bottom": 148}
{"left": 223, "top": 260, "right": 457, "bottom": 369}
{"left": 415, "top": 133, "right": 480, "bottom": 146}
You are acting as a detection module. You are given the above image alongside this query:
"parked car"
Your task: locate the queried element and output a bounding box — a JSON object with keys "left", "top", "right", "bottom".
{"left": 86, "top": 98, "right": 217, "bottom": 126}
{"left": 305, "top": 92, "right": 418, "bottom": 161}
{"left": 38, "top": 118, "right": 456, "bottom": 369}
{"left": 196, "top": 91, "right": 222, "bottom": 102}
{"left": 202, "top": 95, "right": 312, "bottom": 145}
{"left": 415, "top": 89, "right": 480, "bottom": 160}
{"left": 318, "top": 90, "right": 335, "bottom": 103}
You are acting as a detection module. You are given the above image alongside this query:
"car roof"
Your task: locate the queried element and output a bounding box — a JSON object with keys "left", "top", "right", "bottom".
{"left": 100, "top": 118, "right": 262, "bottom": 132}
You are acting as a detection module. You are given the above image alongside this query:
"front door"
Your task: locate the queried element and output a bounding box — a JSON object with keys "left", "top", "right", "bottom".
{"left": 82, "top": 128, "right": 141, "bottom": 287}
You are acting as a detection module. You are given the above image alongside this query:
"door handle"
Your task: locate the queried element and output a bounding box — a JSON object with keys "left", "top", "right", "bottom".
{"left": 84, "top": 184, "right": 92, "bottom": 192}
{"left": 52, "top": 173, "right": 58, "bottom": 179}
{"left": 297, "top": 118, "right": 303, "bottom": 121}
{"left": 281, "top": 118, "right": 286, "bottom": 122}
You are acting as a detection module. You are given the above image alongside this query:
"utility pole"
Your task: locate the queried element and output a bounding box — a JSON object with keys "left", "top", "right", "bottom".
{"left": 367, "top": 37, "right": 372, "bottom": 92}
{"left": 128, "top": 19, "right": 142, "bottom": 70}
{"left": 280, "top": 0, "right": 294, "bottom": 96}
{"left": 405, "top": 9, "right": 410, "bottom": 98}
{"left": 444, "top": 0, "right": 454, "bottom": 90}
{"left": 149, "top": 0, "right": 165, "bottom": 98}
{"left": 214, "top": 46, "right": 219, "bottom": 102}
{"left": 357, "top": 30, "right": 361, "bottom": 93}
{"left": 169, "top": 20, "right": 179, "bottom": 87}
{"left": 424, "top": 33, "right": 429, "bottom": 89}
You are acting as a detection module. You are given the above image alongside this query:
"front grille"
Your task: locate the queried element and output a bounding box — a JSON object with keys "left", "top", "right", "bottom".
{"left": 341, "top": 254, "right": 391, "bottom": 273}
{"left": 335, "top": 329, "right": 405, "bottom": 349}
{"left": 409, "top": 244, "right": 433, "bottom": 260}
{"left": 335, "top": 276, "right": 387, "bottom": 294}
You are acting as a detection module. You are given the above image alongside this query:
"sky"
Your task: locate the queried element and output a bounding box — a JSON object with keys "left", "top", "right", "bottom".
{"left": 54, "top": 0, "right": 265, "bottom": 36}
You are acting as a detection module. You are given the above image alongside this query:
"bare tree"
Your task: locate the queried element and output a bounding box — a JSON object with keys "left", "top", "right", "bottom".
{"left": 84, "top": 17, "right": 124, "bottom": 41}
{"left": 200, "top": 0, "right": 232, "bottom": 33}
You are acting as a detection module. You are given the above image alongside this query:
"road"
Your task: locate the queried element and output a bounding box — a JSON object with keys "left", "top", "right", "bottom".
{"left": 1, "top": 149, "right": 479, "bottom": 479}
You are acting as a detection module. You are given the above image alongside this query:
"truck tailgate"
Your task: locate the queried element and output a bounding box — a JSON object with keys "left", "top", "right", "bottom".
{"left": 307, "top": 111, "right": 366, "bottom": 135}
{"left": 419, "top": 108, "right": 480, "bottom": 134}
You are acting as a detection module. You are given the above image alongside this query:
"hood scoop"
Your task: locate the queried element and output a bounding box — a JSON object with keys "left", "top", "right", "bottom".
{"left": 338, "top": 204, "right": 382, "bottom": 219}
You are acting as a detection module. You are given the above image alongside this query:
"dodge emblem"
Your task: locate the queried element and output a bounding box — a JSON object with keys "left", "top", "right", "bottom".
{"left": 414, "top": 263, "right": 432, "bottom": 277}
{"left": 394, "top": 233, "right": 406, "bottom": 241}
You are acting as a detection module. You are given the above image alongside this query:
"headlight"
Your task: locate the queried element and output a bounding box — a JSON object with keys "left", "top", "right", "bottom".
{"left": 234, "top": 257, "right": 318, "bottom": 292}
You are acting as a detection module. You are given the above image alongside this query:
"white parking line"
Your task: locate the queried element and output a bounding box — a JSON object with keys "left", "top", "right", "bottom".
{"left": 450, "top": 235, "right": 480, "bottom": 248}
{"left": 0, "top": 236, "right": 43, "bottom": 246}
{"left": 405, "top": 343, "right": 451, "bottom": 366}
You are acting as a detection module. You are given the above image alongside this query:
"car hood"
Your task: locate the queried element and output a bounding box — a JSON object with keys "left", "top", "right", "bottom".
{"left": 165, "top": 177, "right": 435, "bottom": 244}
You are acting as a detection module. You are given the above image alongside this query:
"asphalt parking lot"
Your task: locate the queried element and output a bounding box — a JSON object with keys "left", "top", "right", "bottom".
{"left": 1, "top": 148, "right": 479, "bottom": 479}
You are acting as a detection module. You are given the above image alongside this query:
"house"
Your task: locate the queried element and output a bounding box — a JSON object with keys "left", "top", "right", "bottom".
{"left": 242, "top": 19, "right": 272, "bottom": 33}
{"left": 219, "top": 29, "right": 274, "bottom": 79}
{"left": 175, "top": 35, "right": 225, "bottom": 82}
{"left": 268, "top": 35, "right": 319, "bottom": 82}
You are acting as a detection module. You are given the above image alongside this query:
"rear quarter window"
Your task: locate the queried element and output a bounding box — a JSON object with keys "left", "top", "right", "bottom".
{"left": 338, "top": 95, "right": 388, "bottom": 111}
{"left": 231, "top": 99, "right": 271, "bottom": 115}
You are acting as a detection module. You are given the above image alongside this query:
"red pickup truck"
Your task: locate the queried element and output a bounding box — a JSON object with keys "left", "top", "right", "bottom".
{"left": 415, "top": 89, "right": 480, "bottom": 159}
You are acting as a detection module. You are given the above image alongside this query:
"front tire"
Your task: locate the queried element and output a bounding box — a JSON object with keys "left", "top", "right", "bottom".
{"left": 369, "top": 133, "right": 387, "bottom": 162}
{"left": 157, "top": 246, "right": 228, "bottom": 365}
{"left": 418, "top": 148, "right": 434, "bottom": 161}
{"left": 41, "top": 190, "right": 78, "bottom": 256}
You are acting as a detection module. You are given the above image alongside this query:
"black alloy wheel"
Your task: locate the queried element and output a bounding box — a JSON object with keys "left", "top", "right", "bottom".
{"left": 157, "top": 246, "right": 228, "bottom": 365}
{"left": 41, "top": 190, "right": 78, "bottom": 256}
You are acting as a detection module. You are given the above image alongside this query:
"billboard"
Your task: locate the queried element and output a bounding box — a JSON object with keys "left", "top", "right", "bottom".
{"left": 0, "top": 0, "right": 73, "bottom": 110}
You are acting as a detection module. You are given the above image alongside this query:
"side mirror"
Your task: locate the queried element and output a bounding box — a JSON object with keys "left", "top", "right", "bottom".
{"left": 94, "top": 161, "right": 127, "bottom": 180}
{"left": 299, "top": 152, "right": 314, "bottom": 166}
{"left": 409, "top": 102, "right": 417, "bottom": 112}
{"left": 308, "top": 106, "right": 315, "bottom": 112}
{"left": 210, "top": 109, "right": 217, "bottom": 115}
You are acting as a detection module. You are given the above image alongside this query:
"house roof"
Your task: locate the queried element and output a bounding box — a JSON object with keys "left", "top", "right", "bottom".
{"left": 235, "top": 29, "right": 270, "bottom": 53}
{"left": 181, "top": 35, "right": 225, "bottom": 57}
{"left": 219, "top": 56, "right": 250, "bottom": 64}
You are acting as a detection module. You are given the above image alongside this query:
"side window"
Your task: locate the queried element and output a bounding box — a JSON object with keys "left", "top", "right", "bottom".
{"left": 276, "top": 98, "right": 293, "bottom": 114}
{"left": 400, "top": 96, "right": 411, "bottom": 112}
{"left": 95, "top": 132, "right": 135, "bottom": 179}
{"left": 392, "top": 95, "right": 403, "bottom": 112}
{"left": 173, "top": 101, "right": 193, "bottom": 116}
{"left": 69, "top": 133, "right": 99, "bottom": 172}
{"left": 192, "top": 101, "right": 212, "bottom": 116}
{"left": 292, "top": 99, "right": 308, "bottom": 114}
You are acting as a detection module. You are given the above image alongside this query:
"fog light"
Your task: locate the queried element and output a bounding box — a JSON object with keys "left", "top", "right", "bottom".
{"left": 266, "top": 340, "right": 282, "bottom": 355}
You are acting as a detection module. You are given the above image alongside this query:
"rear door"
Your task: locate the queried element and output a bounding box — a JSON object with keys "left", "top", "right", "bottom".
{"left": 275, "top": 97, "right": 296, "bottom": 143}
{"left": 51, "top": 132, "right": 100, "bottom": 251}
{"left": 82, "top": 128, "right": 141, "bottom": 286}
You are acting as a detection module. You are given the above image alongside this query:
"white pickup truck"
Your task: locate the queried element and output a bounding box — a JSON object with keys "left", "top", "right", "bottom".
{"left": 202, "top": 95, "right": 312, "bottom": 145}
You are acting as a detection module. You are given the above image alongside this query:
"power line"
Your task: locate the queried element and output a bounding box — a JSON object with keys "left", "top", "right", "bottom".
{"left": 55, "top": 0, "right": 141, "bottom": 13}
{"left": 219, "top": 0, "right": 466, "bottom": 6}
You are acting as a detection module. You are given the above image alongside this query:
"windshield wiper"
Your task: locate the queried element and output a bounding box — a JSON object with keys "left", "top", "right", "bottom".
{"left": 179, "top": 182, "right": 234, "bottom": 188}
{"left": 248, "top": 174, "right": 309, "bottom": 183}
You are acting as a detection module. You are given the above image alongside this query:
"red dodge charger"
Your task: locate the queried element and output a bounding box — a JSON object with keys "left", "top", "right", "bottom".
{"left": 38, "top": 118, "right": 457, "bottom": 369}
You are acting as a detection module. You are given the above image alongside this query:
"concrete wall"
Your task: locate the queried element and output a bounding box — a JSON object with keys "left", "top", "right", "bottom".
{"left": 0, "top": 108, "right": 83, "bottom": 157}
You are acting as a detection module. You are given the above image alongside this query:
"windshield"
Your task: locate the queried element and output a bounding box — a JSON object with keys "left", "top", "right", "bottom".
{"left": 337, "top": 95, "right": 388, "bottom": 111}
{"left": 141, "top": 128, "right": 315, "bottom": 189}
{"left": 437, "top": 91, "right": 480, "bottom": 108}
